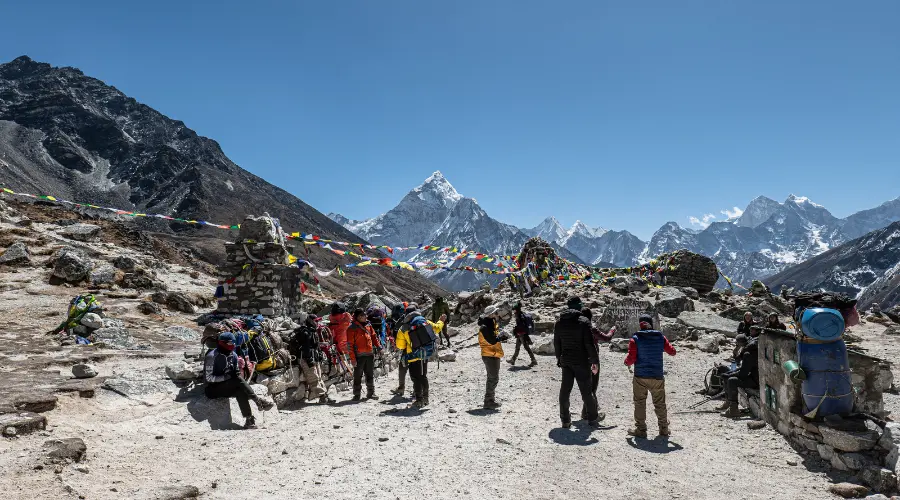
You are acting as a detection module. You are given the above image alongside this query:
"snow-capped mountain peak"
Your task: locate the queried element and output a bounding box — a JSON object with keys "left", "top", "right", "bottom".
{"left": 735, "top": 196, "right": 782, "bottom": 228}
{"left": 413, "top": 170, "right": 462, "bottom": 208}
{"left": 566, "top": 220, "right": 607, "bottom": 239}
{"left": 785, "top": 194, "right": 823, "bottom": 208}
{"left": 529, "top": 216, "right": 567, "bottom": 243}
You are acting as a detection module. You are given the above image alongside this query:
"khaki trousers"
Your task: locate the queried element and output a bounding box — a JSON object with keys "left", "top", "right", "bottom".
{"left": 300, "top": 359, "right": 327, "bottom": 400}
{"left": 632, "top": 376, "right": 669, "bottom": 432}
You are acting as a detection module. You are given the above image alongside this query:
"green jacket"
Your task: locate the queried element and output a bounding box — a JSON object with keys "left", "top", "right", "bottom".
{"left": 431, "top": 300, "right": 451, "bottom": 323}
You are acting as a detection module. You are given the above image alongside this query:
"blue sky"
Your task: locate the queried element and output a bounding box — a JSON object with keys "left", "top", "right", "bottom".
{"left": 2, "top": 0, "right": 898, "bottom": 240}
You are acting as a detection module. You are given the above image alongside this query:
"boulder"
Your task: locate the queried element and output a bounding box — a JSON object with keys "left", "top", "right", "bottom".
{"left": 827, "top": 483, "right": 869, "bottom": 498}
{"left": 138, "top": 301, "right": 162, "bottom": 315}
{"left": 610, "top": 338, "right": 631, "bottom": 353}
{"left": 51, "top": 247, "right": 91, "bottom": 283}
{"left": 677, "top": 287, "right": 699, "bottom": 300}
{"left": 79, "top": 312, "right": 104, "bottom": 330}
{"left": 838, "top": 452, "right": 872, "bottom": 471}
{"left": 859, "top": 467, "right": 896, "bottom": 493}
{"left": 659, "top": 317, "right": 689, "bottom": 341}
{"left": 656, "top": 250, "right": 719, "bottom": 294}
{"left": 258, "top": 367, "right": 301, "bottom": 394}
{"left": 819, "top": 425, "right": 879, "bottom": 452}
{"left": 884, "top": 326, "right": 900, "bottom": 336}
{"left": 0, "top": 242, "right": 30, "bottom": 266}
{"left": 438, "top": 349, "right": 457, "bottom": 362}
{"left": 13, "top": 394, "right": 58, "bottom": 413}
{"left": 147, "top": 485, "right": 201, "bottom": 500}
{"left": 90, "top": 264, "right": 117, "bottom": 285}
{"left": 0, "top": 412, "right": 47, "bottom": 437}
{"left": 698, "top": 337, "right": 720, "bottom": 354}
{"left": 92, "top": 327, "right": 140, "bottom": 350}
{"left": 60, "top": 223, "right": 101, "bottom": 242}
{"left": 72, "top": 363, "right": 98, "bottom": 379}
{"left": 597, "top": 297, "right": 657, "bottom": 336}
{"left": 531, "top": 335, "right": 555, "bottom": 355}
{"left": 612, "top": 277, "right": 649, "bottom": 295}
{"left": 677, "top": 311, "right": 740, "bottom": 338}
{"left": 238, "top": 214, "right": 285, "bottom": 245}
{"left": 43, "top": 438, "right": 87, "bottom": 463}
{"left": 113, "top": 255, "right": 138, "bottom": 271}
{"left": 153, "top": 291, "right": 199, "bottom": 314}
{"left": 165, "top": 361, "right": 201, "bottom": 381}
{"left": 655, "top": 288, "right": 695, "bottom": 318}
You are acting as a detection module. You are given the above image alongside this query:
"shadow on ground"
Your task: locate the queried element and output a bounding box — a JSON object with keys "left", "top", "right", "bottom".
{"left": 547, "top": 421, "right": 617, "bottom": 446}
{"left": 626, "top": 436, "right": 684, "bottom": 454}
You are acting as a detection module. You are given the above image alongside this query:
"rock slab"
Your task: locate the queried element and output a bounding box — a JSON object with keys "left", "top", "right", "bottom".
{"left": 677, "top": 311, "right": 740, "bottom": 338}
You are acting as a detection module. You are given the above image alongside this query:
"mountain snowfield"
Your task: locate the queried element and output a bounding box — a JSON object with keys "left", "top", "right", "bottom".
{"left": 331, "top": 172, "right": 900, "bottom": 293}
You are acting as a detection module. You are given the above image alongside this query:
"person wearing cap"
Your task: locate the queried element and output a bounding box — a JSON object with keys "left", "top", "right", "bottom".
{"left": 478, "top": 306, "right": 505, "bottom": 409}
{"left": 553, "top": 296, "right": 601, "bottom": 428}
{"left": 204, "top": 332, "right": 274, "bottom": 429}
{"left": 395, "top": 305, "right": 445, "bottom": 408}
{"left": 508, "top": 302, "right": 538, "bottom": 367}
{"left": 292, "top": 315, "right": 332, "bottom": 404}
{"left": 624, "top": 314, "right": 676, "bottom": 438}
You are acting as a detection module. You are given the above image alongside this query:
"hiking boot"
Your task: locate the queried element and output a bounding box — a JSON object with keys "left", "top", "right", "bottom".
{"left": 351, "top": 394, "right": 361, "bottom": 402}
{"left": 627, "top": 428, "right": 648, "bottom": 438}
{"left": 484, "top": 401, "right": 502, "bottom": 410}
{"left": 319, "top": 395, "right": 335, "bottom": 404}
{"left": 588, "top": 420, "right": 602, "bottom": 428}
{"left": 659, "top": 428, "right": 671, "bottom": 437}
{"left": 412, "top": 399, "right": 425, "bottom": 409}
{"left": 390, "top": 386, "right": 405, "bottom": 396}
{"left": 596, "top": 412, "right": 606, "bottom": 421}
{"left": 422, "top": 396, "right": 430, "bottom": 407}
{"left": 562, "top": 421, "right": 572, "bottom": 429}
{"left": 722, "top": 402, "right": 741, "bottom": 418}
{"left": 366, "top": 393, "right": 379, "bottom": 401}
{"left": 528, "top": 359, "right": 538, "bottom": 367}
{"left": 507, "top": 358, "right": 516, "bottom": 365}
{"left": 254, "top": 397, "right": 275, "bottom": 411}
{"left": 243, "top": 416, "right": 258, "bottom": 430}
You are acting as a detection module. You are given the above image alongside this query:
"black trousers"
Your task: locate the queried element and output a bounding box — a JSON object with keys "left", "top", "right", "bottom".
{"left": 511, "top": 336, "right": 536, "bottom": 362}
{"left": 353, "top": 355, "right": 376, "bottom": 397}
{"left": 559, "top": 364, "right": 597, "bottom": 423}
{"left": 408, "top": 360, "right": 429, "bottom": 400}
{"left": 483, "top": 356, "right": 501, "bottom": 403}
{"left": 398, "top": 361, "right": 408, "bottom": 389}
{"left": 726, "top": 376, "right": 756, "bottom": 403}
{"left": 205, "top": 377, "right": 254, "bottom": 418}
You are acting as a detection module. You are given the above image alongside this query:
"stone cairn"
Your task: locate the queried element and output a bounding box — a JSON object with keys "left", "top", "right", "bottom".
{"left": 655, "top": 249, "right": 719, "bottom": 294}
{"left": 215, "top": 215, "right": 304, "bottom": 317}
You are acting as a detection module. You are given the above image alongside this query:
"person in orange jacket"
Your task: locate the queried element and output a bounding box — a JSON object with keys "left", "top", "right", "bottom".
{"left": 478, "top": 306, "right": 505, "bottom": 410}
{"left": 346, "top": 308, "right": 382, "bottom": 401}
{"left": 328, "top": 302, "right": 352, "bottom": 354}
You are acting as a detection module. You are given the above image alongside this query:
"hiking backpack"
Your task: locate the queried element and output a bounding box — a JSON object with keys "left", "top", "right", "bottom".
{"left": 520, "top": 313, "right": 535, "bottom": 336}
{"left": 248, "top": 331, "right": 277, "bottom": 371}
{"left": 408, "top": 321, "right": 437, "bottom": 357}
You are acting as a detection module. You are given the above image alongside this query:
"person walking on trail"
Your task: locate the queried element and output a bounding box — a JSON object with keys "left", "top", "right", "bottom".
{"left": 396, "top": 309, "right": 445, "bottom": 409}
{"left": 431, "top": 296, "right": 453, "bottom": 348}
{"left": 329, "top": 302, "right": 352, "bottom": 354}
{"left": 292, "top": 316, "right": 332, "bottom": 404}
{"left": 717, "top": 336, "right": 759, "bottom": 418}
{"left": 478, "top": 307, "right": 504, "bottom": 410}
{"left": 625, "top": 314, "right": 676, "bottom": 438}
{"left": 582, "top": 308, "right": 613, "bottom": 420}
{"left": 347, "top": 308, "right": 382, "bottom": 401}
{"left": 508, "top": 302, "right": 537, "bottom": 367}
{"left": 553, "top": 296, "right": 602, "bottom": 428}
{"left": 390, "top": 302, "right": 414, "bottom": 396}
{"left": 204, "top": 332, "right": 274, "bottom": 429}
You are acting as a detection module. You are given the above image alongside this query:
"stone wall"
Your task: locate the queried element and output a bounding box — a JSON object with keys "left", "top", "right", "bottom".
{"left": 215, "top": 243, "right": 305, "bottom": 317}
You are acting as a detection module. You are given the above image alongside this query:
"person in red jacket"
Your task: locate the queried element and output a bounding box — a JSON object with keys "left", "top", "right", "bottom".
{"left": 328, "top": 302, "right": 352, "bottom": 354}
{"left": 346, "top": 308, "right": 382, "bottom": 401}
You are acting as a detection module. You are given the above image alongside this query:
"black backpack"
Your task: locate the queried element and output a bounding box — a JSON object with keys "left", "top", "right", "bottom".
{"left": 521, "top": 313, "right": 535, "bottom": 336}
{"left": 408, "top": 322, "right": 437, "bottom": 352}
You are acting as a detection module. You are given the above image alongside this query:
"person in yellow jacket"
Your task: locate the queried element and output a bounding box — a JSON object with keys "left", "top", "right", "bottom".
{"left": 396, "top": 311, "right": 446, "bottom": 409}
{"left": 478, "top": 306, "right": 505, "bottom": 410}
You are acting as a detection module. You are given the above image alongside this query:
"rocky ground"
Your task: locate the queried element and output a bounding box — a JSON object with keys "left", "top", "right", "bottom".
{"left": 3, "top": 199, "right": 900, "bottom": 499}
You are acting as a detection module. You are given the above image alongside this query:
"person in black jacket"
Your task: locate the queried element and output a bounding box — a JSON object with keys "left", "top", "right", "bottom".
{"left": 553, "top": 296, "right": 601, "bottom": 428}
{"left": 508, "top": 302, "right": 538, "bottom": 367}
{"left": 737, "top": 312, "right": 755, "bottom": 338}
{"left": 292, "top": 316, "right": 333, "bottom": 404}
{"left": 718, "top": 337, "right": 759, "bottom": 418}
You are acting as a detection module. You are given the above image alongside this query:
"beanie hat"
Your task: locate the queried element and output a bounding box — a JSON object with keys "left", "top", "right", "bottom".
{"left": 566, "top": 296, "right": 583, "bottom": 311}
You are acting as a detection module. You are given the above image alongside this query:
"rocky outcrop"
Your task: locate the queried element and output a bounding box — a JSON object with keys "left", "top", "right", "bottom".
{"left": 0, "top": 241, "right": 30, "bottom": 265}
{"left": 59, "top": 223, "right": 101, "bottom": 242}
{"left": 654, "top": 287, "right": 695, "bottom": 318}
{"left": 676, "top": 311, "right": 740, "bottom": 338}
{"left": 657, "top": 250, "right": 719, "bottom": 294}
{"left": 50, "top": 246, "right": 91, "bottom": 283}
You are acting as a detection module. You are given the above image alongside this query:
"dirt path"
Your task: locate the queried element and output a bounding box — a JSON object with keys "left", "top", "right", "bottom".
{"left": 0, "top": 325, "right": 849, "bottom": 500}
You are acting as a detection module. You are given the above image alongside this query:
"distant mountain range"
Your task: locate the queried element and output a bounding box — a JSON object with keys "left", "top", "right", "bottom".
{"left": 0, "top": 56, "right": 446, "bottom": 298}
{"left": 332, "top": 172, "right": 900, "bottom": 293}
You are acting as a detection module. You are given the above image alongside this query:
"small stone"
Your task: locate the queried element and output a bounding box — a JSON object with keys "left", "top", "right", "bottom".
{"left": 378, "top": 437, "right": 389, "bottom": 442}
{"left": 828, "top": 482, "right": 869, "bottom": 498}
{"left": 333, "top": 425, "right": 341, "bottom": 429}
{"left": 44, "top": 438, "right": 87, "bottom": 464}
{"left": 747, "top": 421, "right": 767, "bottom": 430}
{"left": 137, "top": 301, "right": 162, "bottom": 315}
{"left": 72, "top": 363, "right": 98, "bottom": 379}
{"left": 786, "top": 459, "right": 797, "bottom": 466}
{"left": 496, "top": 438, "right": 512, "bottom": 445}
{"left": 282, "top": 449, "right": 289, "bottom": 455}
{"left": 155, "top": 435, "right": 164, "bottom": 440}
{"left": 73, "top": 465, "right": 89, "bottom": 474}
{"left": 449, "top": 408, "right": 457, "bottom": 414}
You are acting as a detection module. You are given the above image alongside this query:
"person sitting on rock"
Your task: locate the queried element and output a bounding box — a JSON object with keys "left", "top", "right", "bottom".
{"left": 292, "top": 315, "right": 332, "bottom": 404}
{"left": 508, "top": 302, "right": 538, "bottom": 367}
{"left": 395, "top": 308, "right": 445, "bottom": 409}
{"left": 204, "top": 332, "right": 274, "bottom": 429}
{"left": 717, "top": 336, "right": 759, "bottom": 418}
{"left": 431, "top": 296, "right": 453, "bottom": 348}
{"left": 553, "top": 296, "right": 602, "bottom": 429}
{"left": 582, "top": 308, "right": 613, "bottom": 420}
{"left": 625, "top": 314, "right": 676, "bottom": 438}
{"left": 347, "top": 308, "right": 382, "bottom": 401}
{"left": 737, "top": 311, "right": 756, "bottom": 338}
{"left": 763, "top": 312, "right": 787, "bottom": 333}
{"left": 478, "top": 307, "right": 505, "bottom": 410}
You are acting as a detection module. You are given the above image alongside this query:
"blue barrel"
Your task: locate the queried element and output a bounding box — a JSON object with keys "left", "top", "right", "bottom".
{"left": 800, "top": 307, "right": 845, "bottom": 341}
{"left": 798, "top": 340, "right": 853, "bottom": 417}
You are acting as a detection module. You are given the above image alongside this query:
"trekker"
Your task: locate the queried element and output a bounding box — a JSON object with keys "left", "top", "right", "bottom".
{"left": 718, "top": 336, "right": 759, "bottom": 418}
{"left": 204, "top": 332, "right": 274, "bottom": 429}
{"left": 737, "top": 311, "right": 755, "bottom": 338}
{"left": 347, "top": 308, "right": 382, "bottom": 401}
{"left": 764, "top": 312, "right": 787, "bottom": 332}
{"left": 553, "top": 296, "right": 601, "bottom": 428}
{"left": 291, "top": 316, "right": 332, "bottom": 403}
{"left": 508, "top": 302, "right": 537, "bottom": 367}
{"left": 625, "top": 314, "right": 676, "bottom": 438}
{"left": 329, "top": 302, "right": 352, "bottom": 354}
{"left": 390, "top": 302, "right": 413, "bottom": 396}
{"left": 582, "top": 308, "right": 613, "bottom": 419}
{"left": 396, "top": 309, "right": 445, "bottom": 409}
{"left": 431, "top": 296, "right": 453, "bottom": 348}
{"left": 478, "top": 307, "right": 504, "bottom": 409}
